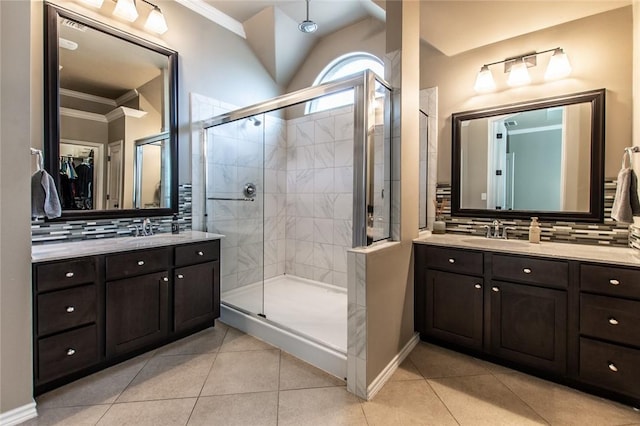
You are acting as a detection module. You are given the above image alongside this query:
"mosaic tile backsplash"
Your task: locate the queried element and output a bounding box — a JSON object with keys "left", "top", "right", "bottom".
{"left": 436, "top": 180, "right": 632, "bottom": 247}
{"left": 31, "top": 184, "right": 192, "bottom": 244}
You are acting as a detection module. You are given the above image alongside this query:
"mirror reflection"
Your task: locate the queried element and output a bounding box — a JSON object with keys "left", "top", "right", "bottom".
{"left": 45, "top": 4, "right": 177, "bottom": 218}
{"left": 451, "top": 89, "right": 605, "bottom": 222}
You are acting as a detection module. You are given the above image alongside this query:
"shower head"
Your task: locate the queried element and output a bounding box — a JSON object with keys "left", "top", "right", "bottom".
{"left": 247, "top": 116, "right": 262, "bottom": 126}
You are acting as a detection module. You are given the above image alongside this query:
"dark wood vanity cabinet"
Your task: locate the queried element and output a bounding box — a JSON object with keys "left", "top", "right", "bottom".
{"left": 32, "top": 238, "right": 220, "bottom": 394}
{"left": 415, "top": 242, "right": 640, "bottom": 406}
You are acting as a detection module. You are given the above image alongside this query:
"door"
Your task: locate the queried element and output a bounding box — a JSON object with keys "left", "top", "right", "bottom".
{"left": 106, "top": 140, "right": 123, "bottom": 209}
{"left": 174, "top": 261, "right": 219, "bottom": 332}
{"left": 490, "top": 281, "right": 567, "bottom": 374}
{"left": 425, "top": 269, "right": 484, "bottom": 350}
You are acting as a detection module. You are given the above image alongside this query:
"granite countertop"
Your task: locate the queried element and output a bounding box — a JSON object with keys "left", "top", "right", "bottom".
{"left": 32, "top": 230, "right": 224, "bottom": 263}
{"left": 414, "top": 232, "right": 640, "bottom": 268}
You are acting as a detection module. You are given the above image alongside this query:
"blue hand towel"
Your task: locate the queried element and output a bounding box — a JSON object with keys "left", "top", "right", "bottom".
{"left": 31, "top": 170, "right": 62, "bottom": 219}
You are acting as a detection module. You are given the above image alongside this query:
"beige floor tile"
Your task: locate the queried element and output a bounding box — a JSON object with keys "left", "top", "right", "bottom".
{"left": 154, "top": 324, "right": 228, "bottom": 356}
{"left": 473, "top": 357, "right": 517, "bottom": 375}
{"left": 278, "top": 387, "right": 368, "bottom": 426}
{"left": 362, "top": 379, "right": 458, "bottom": 426}
{"left": 200, "top": 349, "right": 280, "bottom": 395}
{"left": 218, "top": 327, "right": 276, "bottom": 352}
{"left": 496, "top": 372, "right": 640, "bottom": 426}
{"left": 409, "top": 342, "right": 491, "bottom": 378}
{"left": 429, "top": 374, "right": 548, "bottom": 425}
{"left": 22, "top": 405, "right": 110, "bottom": 426}
{"left": 117, "top": 354, "right": 215, "bottom": 402}
{"left": 36, "top": 355, "right": 150, "bottom": 408}
{"left": 187, "top": 392, "right": 278, "bottom": 426}
{"left": 279, "top": 352, "right": 345, "bottom": 390}
{"left": 389, "top": 358, "right": 424, "bottom": 382}
{"left": 97, "top": 398, "right": 196, "bottom": 426}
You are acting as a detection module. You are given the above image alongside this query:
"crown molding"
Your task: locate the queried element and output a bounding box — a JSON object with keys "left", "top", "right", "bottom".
{"left": 174, "top": 0, "right": 246, "bottom": 39}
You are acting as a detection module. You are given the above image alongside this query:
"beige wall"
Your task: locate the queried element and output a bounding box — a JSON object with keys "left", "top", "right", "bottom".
{"left": 61, "top": 115, "right": 108, "bottom": 144}
{"left": 0, "top": 0, "right": 36, "bottom": 415}
{"left": 423, "top": 6, "right": 633, "bottom": 183}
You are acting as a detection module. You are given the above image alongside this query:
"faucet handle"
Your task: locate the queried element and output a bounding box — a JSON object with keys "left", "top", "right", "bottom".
{"left": 502, "top": 226, "right": 517, "bottom": 239}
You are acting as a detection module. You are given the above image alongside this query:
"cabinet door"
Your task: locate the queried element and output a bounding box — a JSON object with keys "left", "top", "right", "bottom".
{"left": 106, "top": 271, "right": 169, "bottom": 357}
{"left": 425, "top": 269, "right": 484, "bottom": 350}
{"left": 490, "top": 281, "right": 567, "bottom": 374}
{"left": 174, "top": 261, "right": 220, "bottom": 332}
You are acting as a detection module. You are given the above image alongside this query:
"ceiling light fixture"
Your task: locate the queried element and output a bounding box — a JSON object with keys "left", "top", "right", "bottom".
{"left": 473, "top": 47, "right": 572, "bottom": 93}
{"left": 298, "top": 0, "right": 318, "bottom": 33}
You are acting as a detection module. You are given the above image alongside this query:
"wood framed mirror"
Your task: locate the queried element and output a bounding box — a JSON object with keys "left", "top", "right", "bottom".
{"left": 451, "top": 89, "right": 605, "bottom": 222}
{"left": 44, "top": 3, "right": 178, "bottom": 220}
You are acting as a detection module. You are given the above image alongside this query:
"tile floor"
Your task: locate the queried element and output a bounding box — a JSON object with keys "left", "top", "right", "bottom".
{"left": 26, "top": 321, "right": 640, "bottom": 426}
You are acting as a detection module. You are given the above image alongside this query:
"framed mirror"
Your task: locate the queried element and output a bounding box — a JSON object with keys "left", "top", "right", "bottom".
{"left": 451, "top": 89, "right": 605, "bottom": 222}
{"left": 44, "top": 3, "right": 178, "bottom": 220}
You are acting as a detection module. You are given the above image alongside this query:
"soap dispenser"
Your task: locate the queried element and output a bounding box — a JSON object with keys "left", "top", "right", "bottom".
{"left": 529, "top": 217, "right": 541, "bottom": 244}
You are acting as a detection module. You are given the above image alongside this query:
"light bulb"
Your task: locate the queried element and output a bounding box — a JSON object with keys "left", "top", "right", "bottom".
{"left": 474, "top": 65, "right": 496, "bottom": 93}
{"left": 507, "top": 60, "right": 531, "bottom": 87}
{"left": 545, "top": 48, "right": 571, "bottom": 80}
{"left": 145, "top": 7, "right": 168, "bottom": 34}
{"left": 113, "top": 0, "right": 138, "bottom": 22}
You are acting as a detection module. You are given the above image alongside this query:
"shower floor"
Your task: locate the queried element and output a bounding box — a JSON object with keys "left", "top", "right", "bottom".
{"left": 221, "top": 274, "right": 347, "bottom": 353}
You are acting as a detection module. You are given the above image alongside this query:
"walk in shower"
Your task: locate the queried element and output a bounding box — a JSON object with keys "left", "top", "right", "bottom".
{"left": 200, "top": 71, "right": 393, "bottom": 378}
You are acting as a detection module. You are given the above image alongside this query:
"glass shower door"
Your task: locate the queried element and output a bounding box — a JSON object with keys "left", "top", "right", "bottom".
{"left": 205, "top": 114, "right": 265, "bottom": 316}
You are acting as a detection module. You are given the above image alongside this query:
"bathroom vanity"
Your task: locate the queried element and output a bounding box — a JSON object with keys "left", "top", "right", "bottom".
{"left": 414, "top": 234, "right": 640, "bottom": 406}
{"left": 31, "top": 231, "right": 222, "bottom": 395}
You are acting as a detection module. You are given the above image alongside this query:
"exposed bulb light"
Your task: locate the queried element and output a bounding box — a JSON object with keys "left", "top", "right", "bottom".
{"left": 298, "top": 0, "right": 318, "bottom": 33}
{"left": 79, "top": 0, "right": 104, "bottom": 8}
{"left": 507, "top": 59, "right": 531, "bottom": 87}
{"left": 113, "top": 0, "right": 138, "bottom": 22}
{"left": 144, "top": 6, "right": 168, "bottom": 34}
{"left": 474, "top": 65, "right": 496, "bottom": 93}
{"left": 545, "top": 48, "right": 572, "bottom": 80}
{"left": 59, "top": 37, "right": 79, "bottom": 51}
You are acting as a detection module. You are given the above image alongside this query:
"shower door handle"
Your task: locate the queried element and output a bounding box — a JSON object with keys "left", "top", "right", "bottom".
{"left": 207, "top": 197, "right": 255, "bottom": 202}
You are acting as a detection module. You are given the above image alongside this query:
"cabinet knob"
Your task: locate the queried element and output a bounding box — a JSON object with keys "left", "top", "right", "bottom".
{"left": 177, "top": 274, "right": 184, "bottom": 279}
{"left": 65, "top": 272, "right": 74, "bottom": 278}
{"left": 66, "top": 348, "right": 76, "bottom": 356}
{"left": 474, "top": 284, "right": 482, "bottom": 289}
{"left": 608, "top": 362, "right": 618, "bottom": 372}
{"left": 523, "top": 268, "right": 532, "bottom": 274}
{"left": 197, "top": 251, "right": 204, "bottom": 256}
{"left": 65, "top": 306, "right": 75, "bottom": 313}
{"left": 137, "top": 260, "right": 145, "bottom": 266}
{"left": 609, "top": 279, "right": 620, "bottom": 286}
{"left": 608, "top": 317, "right": 619, "bottom": 325}
{"left": 162, "top": 277, "right": 169, "bottom": 282}
{"left": 492, "top": 286, "right": 500, "bottom": 292}
{"left": 448, "top": 258, "right": 455, "bottom": 264}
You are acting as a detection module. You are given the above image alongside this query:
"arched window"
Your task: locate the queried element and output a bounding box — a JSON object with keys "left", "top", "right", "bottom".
{"left": 306, "top": 52, "right": 384, "bottom": 114}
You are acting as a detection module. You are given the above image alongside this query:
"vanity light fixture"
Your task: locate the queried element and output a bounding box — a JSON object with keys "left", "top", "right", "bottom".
{"left": 474, "top": 47, "right": 571, "bottom": 93}
{"left": 113, "top": 0, "right": 138, "bottom": 22}
{"left": 79, "top": 0, "right": 105, "bottom": 8}
{"left": 144, "top": 3, "right": 168, "bottom": 34}
{"left": 108, "top": 0, "right": 168, "bottom": 34}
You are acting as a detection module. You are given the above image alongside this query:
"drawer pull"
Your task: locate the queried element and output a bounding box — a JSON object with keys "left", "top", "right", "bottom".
{"left": 608, "top": 362, "right": 618, "bottom": 372}
{"left": 162, "top": 277, "right": 169, "bottom": 282}
{"left": 523, "top": 268, "right": 532, "bottom": 274}
{"left": 492, "top": 286, "right": 500, "bottom": 292}
{"left": 65, "top": 306, "right": 75, "bottom": 313}
{"left": 608, "top": 317, "right": 619, "bottom": 325}
{"left": 448, "top": 258, "right": 455, "bottom": 264}
{"left": 66, "top": 348, "right": 76, "bottom": 356}
{"left": 474, "top": 284, "right": 482, "bottom": 289}
{"left": 65, "top": 272, "right": 74, "bottom": 278}
{"left": 177, "top": 274, "right": 184, "bottom": 279}
{"left": 137, "top": 260, "right": 145, "bottom": 266}
{"left": 609, "top": 279, "right": 620, "bottom": 286}
{"left": 197, "top": 251, "right": 204, "bottom": 256}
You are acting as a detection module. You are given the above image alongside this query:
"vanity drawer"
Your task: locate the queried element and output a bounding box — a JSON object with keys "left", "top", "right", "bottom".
{"left": 38, "top": 324, "right": 99, "bottom": 383}
{"left": 580, "top": 294, "right": 640, "bottom": 347}
{"left": 581, "top": 264, "right": 640, "bottom": 300}
{"left": 36, "top": 258, "right": 96, "bottom": 292}
{"left": 580, "top": 337, "right": 640, "bottom": 400}
{"left": 175, "top": 240, "right": 219, "bottom": 267}
{"left": 106, "top": 247, "right": 171, "bottom": 281}
{"left": 492, "top": 255, "right": 568, "bottom": 289}
{"left": 37, "top": 284, "right": 97, "bottom": 336}
{"left": 425, "top": 246, "right": 483, "bottom": 275}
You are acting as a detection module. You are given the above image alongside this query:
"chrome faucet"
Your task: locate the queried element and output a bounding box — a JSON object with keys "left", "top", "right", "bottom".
{"left": 484, "top": 220, "right": 515, "bottom": 239}
{"left": 142, "top": 218, "right": 154, "bottom": 236}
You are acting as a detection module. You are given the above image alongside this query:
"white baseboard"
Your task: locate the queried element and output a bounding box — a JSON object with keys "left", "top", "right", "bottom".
{"left": 0, "top": 401, "right": 37, "bottom": 426}
{"left": 366, "top": 333, "right": 420, "bottom": 400}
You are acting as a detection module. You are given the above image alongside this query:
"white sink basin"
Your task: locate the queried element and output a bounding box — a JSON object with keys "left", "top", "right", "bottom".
{"left": 460, "top": 237, "right": 530, "bottom": 249}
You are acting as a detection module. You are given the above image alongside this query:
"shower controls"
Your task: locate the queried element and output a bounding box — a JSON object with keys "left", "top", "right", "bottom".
{"left": 244, "top": 183, "right": 257, "bottom": 198}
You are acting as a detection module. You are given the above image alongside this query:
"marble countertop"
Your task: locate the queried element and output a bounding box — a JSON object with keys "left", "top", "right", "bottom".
{"left": 32, "top": 230, "right": 224, "bottom": 263}
{"left": 414, "top": 232, "right": 640, "bottom": 268}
